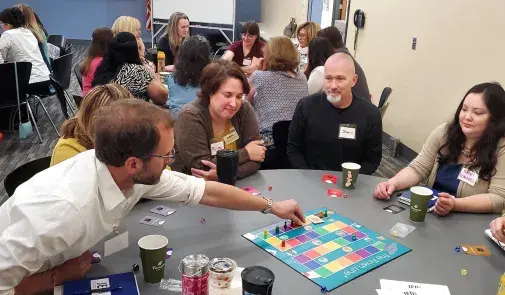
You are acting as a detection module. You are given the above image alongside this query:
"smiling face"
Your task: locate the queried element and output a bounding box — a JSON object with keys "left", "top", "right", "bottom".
{"left": 208, "top": 78, "right": 244, "bottom": 121}
{"left": 459, "top": 92, "right": 490, "bottom": 139}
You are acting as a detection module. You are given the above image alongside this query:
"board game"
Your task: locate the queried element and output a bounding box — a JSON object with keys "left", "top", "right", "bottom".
{"left": 243, "top": 207, "right": 411, "bottom": 291}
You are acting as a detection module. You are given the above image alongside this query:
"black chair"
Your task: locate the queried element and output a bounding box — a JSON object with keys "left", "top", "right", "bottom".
{"left": 4, "top": 156, "right": 51, "bottom": 197}
{"left": 74, "top": 63, "right": 83, "bottom": 90}
{"left": 47, "top": 35, "right": 67, "bottom": 56}
{"left": 261, "top": 120, "right": 292, "bottom": 170}
{"left": 378, "top": 87, "right": 393, "bottom": 118}
{"left": 0, "top": 62, "right": 43, "bottom": 143}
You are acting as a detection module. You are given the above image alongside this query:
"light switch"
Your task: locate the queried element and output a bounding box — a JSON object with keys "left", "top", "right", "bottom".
{"left": 412, "top": 37, "right": 417, "bottom": 50}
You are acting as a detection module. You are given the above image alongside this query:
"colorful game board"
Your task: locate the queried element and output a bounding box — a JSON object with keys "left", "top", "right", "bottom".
{"left": 243, "top": 208, "right": 411, "bottom": 291}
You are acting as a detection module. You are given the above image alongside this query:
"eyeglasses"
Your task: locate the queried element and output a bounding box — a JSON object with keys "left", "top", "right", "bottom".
{"left": 150, "top": 148, "right": 176, "bottom": 162}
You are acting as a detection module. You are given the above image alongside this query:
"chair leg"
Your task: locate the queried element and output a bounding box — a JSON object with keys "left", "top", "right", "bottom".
{"left": 33, "top": 96, "right": 60, "bottom": 137}
{"left": 25, "top": 102, "right": 43, "bottom": 143}
{"left": 64, "top": 90, "right": 76, "bottom": 116}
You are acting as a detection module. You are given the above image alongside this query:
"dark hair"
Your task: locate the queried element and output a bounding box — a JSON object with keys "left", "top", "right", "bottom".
{"left": 198, "top": 60, "right": 250, "bottom": 105}
{"left": 241, "top": 21, "right": 260, "bottom": 39}
{"left": 438, "top": 82, "right": 505, "bottom": 181}
{"left": 93, "top": 99, "right": 175, "bottom": 167}
{"left": 81, "top": 28, "right": 114, "bottom": 75}
{"left": 0, "top": 7, "right": 26, "bottom": 28}
{"left": 92, "top": 32, "right": 141, "bottom": 86}
{"left": 304, "top": 37, "right": 335, "bottom": 78}
{"left": 317, "top": 26, "right": 344, "bottom": 49}
{"left": 173, "top": 35, "right": 212, "bottom": 87}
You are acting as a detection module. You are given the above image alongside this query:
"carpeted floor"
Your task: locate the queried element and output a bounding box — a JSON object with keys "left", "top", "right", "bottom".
{"left": 0, "top": 45, "right": 410, "bottom": 204}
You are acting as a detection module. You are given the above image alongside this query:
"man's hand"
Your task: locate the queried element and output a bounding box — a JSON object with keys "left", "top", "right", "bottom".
{"left": 374, "top": 181, "right": 396, "bottom": 200}
{"left": 270, "top": 200, "right": 305, "bottom": 225}
{"left": 54, "top": 251, "right": 92, "bottom": 285}
{"left": 490, "top": 216, "right": 505, "bottom": 243}
{"left": 433, "top": 193, "right": 456, "bottom": 216}
{"left": 191, "top": 160, "right": 218, "bottom": 181}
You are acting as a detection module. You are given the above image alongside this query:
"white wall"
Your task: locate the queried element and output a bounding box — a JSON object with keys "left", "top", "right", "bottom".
{"left": 260, "top": 0, "right": 308, "bottom": 39}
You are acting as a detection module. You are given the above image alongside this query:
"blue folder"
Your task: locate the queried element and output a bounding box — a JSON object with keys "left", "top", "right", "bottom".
{"left": 63, "top": 272, "right": 139, "bottom": 295}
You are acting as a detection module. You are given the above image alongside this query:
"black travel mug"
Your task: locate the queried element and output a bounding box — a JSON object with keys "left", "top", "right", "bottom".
{"left": 216, "top": 149, "right": 239, "bottom": 186}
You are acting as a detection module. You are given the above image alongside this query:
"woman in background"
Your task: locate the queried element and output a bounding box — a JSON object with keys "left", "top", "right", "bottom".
{"left": 15, "top": 4, "right": 51, "bottom": 69}
{"left": 304, "top": 36, "right": 335, "bottom": 95}
{"left": 158, "top": 12, "right": 190, "bottom": 72}
{"left": 222, "top": 21, "right": 265, "bottom": 75}
{"left": 93, "top": 32, "right": 168, "bottom": 104}
{"left": 51, "top": 84, "right": 134, "bottom": 166}
{"left": 295, "top": 21, "right": 320, "bottom": 73}
{"left": 80, "top": 27, "right": 114, "bottom": 96}
{"left": 167, "top": 35, "right": 212, "bottom": 117}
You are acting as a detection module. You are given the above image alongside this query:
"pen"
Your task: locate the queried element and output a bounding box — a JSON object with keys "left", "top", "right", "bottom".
{"left": 73, "top": 286, "right": 122, "bottom": 295}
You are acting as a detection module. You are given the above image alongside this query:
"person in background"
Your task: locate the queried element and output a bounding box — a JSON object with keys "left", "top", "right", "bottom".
{"left": 172, "top": 60, "right": 265, "bottom": 180}
{"left": 295, "top": 21, "right": 320, "bottom": 73}
{"left": 0, "top": 7, "right": 51, "bottom": 95}
{"left": 222, "top": 21, "right": 265, "bottom": 75}
{"left": 317, "top": 26, "right": 370, "bottom": 101}
{"left": 15, "top": 4, "right": 51, "bottom": 69}
{"left": 305, "top": 36, "right": 335, "bottom": 95}
{"left": 93, "top": 32, "right": 168, "bottom": 104}
{"left": 80, "top": 28, "right": 114, "bottom": 96}
{"left": 375, "top": 82, "right": 505, "bottom": 216}
{"left": 246, "top": 36, "right": 308, "bottom": 169}
{"left": 167, "top": 35, "right": 212, "bottom": 118}
{"left": 158, "top": 12, "right": 190, "bottom": 72}
{"left": 287, "top": 53, "right": 382, "bottom": 174}
{"left": 51, "top": 84, "right": 134, "bottom": 166}
{"left": 0, "top": 99, "right": 304, "bottom": 295}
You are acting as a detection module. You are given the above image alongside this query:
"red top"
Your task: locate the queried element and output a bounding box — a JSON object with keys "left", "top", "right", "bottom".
{"left": 227, "top": 40, "right": 265, "bottom": 66}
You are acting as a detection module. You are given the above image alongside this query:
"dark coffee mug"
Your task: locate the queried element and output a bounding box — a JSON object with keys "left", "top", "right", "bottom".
{"left": 216, "top": 149, "right": 239, "bottom": 186}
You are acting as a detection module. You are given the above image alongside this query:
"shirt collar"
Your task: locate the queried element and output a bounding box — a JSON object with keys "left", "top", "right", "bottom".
{"left": 96, "top": 157, "right": 126, "bottom": 211}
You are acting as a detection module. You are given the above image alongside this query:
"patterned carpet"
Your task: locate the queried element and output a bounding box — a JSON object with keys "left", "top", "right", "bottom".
{"left": 0, "top": 45, "right": 409, "bottom": 204}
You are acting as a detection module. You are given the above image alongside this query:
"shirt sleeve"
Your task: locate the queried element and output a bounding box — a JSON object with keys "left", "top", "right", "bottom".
{"left": 486, "top": 144, "right": 505, "bottom": 213}
{"left": 143, "top": 170, "right": 206, "bottom": 204}
{"left": 0, "top": 34, "right": 12, "bottom": 63}
{"left": 0, "top": 196, "right": 83, "bottom": 291}
{"left": 359, "top": 108, "right": 383, "bottom": 175}
{"left": 307, "top": 67, "right": 324, "bottom": 95}
{"left": 287, "top": 99, "right": 309, "bottom": 169}
{"left": 407, "top": 123, "right": 447, "bottom": 181}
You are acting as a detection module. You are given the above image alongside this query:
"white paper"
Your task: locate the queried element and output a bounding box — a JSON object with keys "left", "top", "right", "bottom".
{"left": 243, "top": 233, "right": 256, "bottom": 240}
{"left": 91, "top": 278, "right": 110, "bottom": 289}
{"left": 485, "top": 228, "right": 505, "bottom": 251}
{"left": 377, "top": 289, "right": 435, "bottom": 295}
{"left": 379, "top": 279, "right": 451, "bottom": 295}
{"left": 104, "top": 231, "right": 129, "bottom": 257}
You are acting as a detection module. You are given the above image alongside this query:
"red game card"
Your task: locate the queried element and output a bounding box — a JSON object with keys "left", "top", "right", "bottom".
{"left": 322, "top": 174, "right": 337, "bottom": 184}
{"left": 242, "top": 186, "right": 261, "bottom": 196}
{"left": 327, "top": 189, "right": 342, "bottom": 198}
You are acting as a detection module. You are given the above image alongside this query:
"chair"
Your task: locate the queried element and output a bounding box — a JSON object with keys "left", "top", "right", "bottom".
{"left": 4, "top": 156, "right": 51, "bottom": 197}
{"left": 378, "top": 87, "right": 393, "bottom": 119}
{"left": 74, "top": 63, "right": 83, "bottom": 90}
{"left": 261, "top": 120, "right": 292, "bottom": 170}
{"left": 0, "top": 62, "right": 43, "bottom": 143}
{"left": 47, "top": 35, "right": 67, "bottom": 56}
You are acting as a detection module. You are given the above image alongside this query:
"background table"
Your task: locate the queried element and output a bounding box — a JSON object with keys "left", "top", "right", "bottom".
{"left": 88, "top": 170, "right": 505, "bottom": 294}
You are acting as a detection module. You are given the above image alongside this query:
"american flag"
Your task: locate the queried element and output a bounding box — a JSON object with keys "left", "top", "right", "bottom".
{"left": 146, "top": 0, "right": 152, "bottom": 31}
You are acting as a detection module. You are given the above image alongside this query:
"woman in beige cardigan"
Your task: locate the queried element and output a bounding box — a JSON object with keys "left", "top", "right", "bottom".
{"left": 375, "top": 82, "right": 505, "bottom": 216}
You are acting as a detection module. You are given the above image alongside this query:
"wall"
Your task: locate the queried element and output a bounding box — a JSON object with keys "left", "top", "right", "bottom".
{"left": 2, "top": 0, "right": 151, "bottom": 42}
{"left": 346, "top": 0, "right": 505, "bottom": 152}
{"left": 260, "top": 0, "right": 308, "bottom": 38}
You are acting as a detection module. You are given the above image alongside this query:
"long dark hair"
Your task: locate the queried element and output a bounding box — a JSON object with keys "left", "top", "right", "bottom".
{"left": 81, "top": 28, "right": 114, "bottom": 75}
{"left": 438, "top": 82, "right": 505, "bottom": 181}
{"left": 173, "top": 35, "right": 211, "bottom": 87}
{"left": 304, "top": 37, "right": 335, "bottom": 79}
{"left": 92, "top": 32, "right": 141, "bottom": 86}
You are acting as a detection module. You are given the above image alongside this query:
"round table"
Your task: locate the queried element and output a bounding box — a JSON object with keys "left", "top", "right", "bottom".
{"left": 87, "top": 170, "right": 505, "bottom": 294}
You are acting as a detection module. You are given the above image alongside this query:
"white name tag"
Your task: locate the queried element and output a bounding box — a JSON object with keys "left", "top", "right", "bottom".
{"left": 338, "top": 125, "right": 356, "bottom": 140}
{"left": 211, "top": 141, "right": 225, "bottom": 156}
{"left": 457, "top": 167, "right": 479, "bottom": 186}
{"left": 242, "top": 58, "right": 252, "bottom": 66}
{"left": 104, "top": 231, "right": 129, "bottom": 257}
{"left": 223, "top": 128, "right": 240, "bottom": 145}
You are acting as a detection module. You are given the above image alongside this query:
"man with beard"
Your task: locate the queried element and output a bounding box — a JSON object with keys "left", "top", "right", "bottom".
{"left": 0, "top": 100, "right": 305, "bottom": 295}
{"left": 287, "top": 53, "right": 382, "bottom": 175}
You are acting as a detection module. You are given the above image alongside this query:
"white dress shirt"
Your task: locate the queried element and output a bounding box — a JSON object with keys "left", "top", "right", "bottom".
{"left": 0, "top": 150, "right": 205, "bottom": 294}
{"left": 0, "top": 27, "right": 50, "bottom": 84}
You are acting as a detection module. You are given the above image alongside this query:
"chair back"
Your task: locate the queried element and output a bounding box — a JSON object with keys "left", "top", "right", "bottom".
{"left": 378, "top": 87, "right": 392, "bottom": 109}
{"left": 52, "top": 53, "right": 73, "bottom": 90}
{"left": 47, "top": 35, "right": 67, "bottom": 54}
{"left": 4, "top": 156, "right": 51, "bottom": 197}
{"left": 0, "top": 62, "right": 32, "bottom": 108}
{"left": 272, "top": 120, "right": 292, "bottom": 169}
{"left": 49, "top": 74, "right": 70, "bottom": 119}
{"left": 74, "top": 63, "right": 83, "bottom": 90}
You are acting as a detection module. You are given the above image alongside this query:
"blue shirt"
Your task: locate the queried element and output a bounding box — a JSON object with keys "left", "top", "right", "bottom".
{"left": 166, "top": 75, "right": 200, "bottom": 118}
{"left": 433, "top": 163, "right": 462, "bottom": 196}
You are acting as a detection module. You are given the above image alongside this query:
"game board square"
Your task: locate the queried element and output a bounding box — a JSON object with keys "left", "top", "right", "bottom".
{"left": 315, "top": 267, "right": 333, "bottom": 278}
{"left": 294, "top": 254, "right": 311, "bottom": 264}
{"left": 364, "top": 245, "right": 380, "bottom": 254}
{"left": 268, "top": 229, "right": 277, "bottom": 236}
{"left": 333, "top": 221, "right": 348, "bottom": 229}
{"left": 314, "top": 228, "right": 329, "bottom": 235}
{"left": 342, "top": 226, "right": 357, "bottom": 234}
{"left": 334, "top": 237, "right": 350, "bottom": 246}
{"left": 266, "top": 236, "right": 282, "bottom": 246}
{"left": 305, "top": 231, "right": 321, "bottom": 239}
{"left": 345, "top": 252, "right": 362, "bottom": 263}
{"left": 286, "top": 239, "right": 302, "bottom": 247}
{"left": 373, "top": 241, "right": 386, "bottom": 250}
{"left": 314, "top": 245, "right": 331, "bottom": 255}
{"left": 304, "top": 260, "right": 321, "bottom": 270}
{"left": 336, "top": 257, "right": 353, "bottom": 267}
{"left": 353, "top": 231, "right": 366, "bottom": 239}
{"left": 342, "top": 235, "right": 355, "bottom": 242}
{"left": 324, "top": 260, "right": 344, "bottom": 272}
{"left": 296, "top": 234, "right": 311, "bottom": 243}
{"left": 324, "top": 241, "right": 342, "bottom": 251}
{"left": 305, "top": 249, "right": 321, "bottom": 259}
{"left": 322, "top": 223, "right": 338, "bottom": 232}
{"left": 355, "top": 249, "right": 371, "bottom": 258}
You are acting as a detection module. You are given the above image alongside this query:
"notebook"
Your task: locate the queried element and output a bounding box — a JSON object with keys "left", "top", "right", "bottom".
{"left": 485, "top": 229, "right": 505, "bottom": 251}
{"left": 396, "top": 188, "right": 440, "bottom": 213}
{"left": 62, "top": 272, "right": 140, "bottom": 295}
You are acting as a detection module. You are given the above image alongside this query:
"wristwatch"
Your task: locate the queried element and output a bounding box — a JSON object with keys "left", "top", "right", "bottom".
{"left": 261, "top": 197, "right": 273, "bottom": 214}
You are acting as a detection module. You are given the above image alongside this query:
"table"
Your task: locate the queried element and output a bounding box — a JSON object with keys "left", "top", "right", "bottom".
{"left": 88, "top": 170, "right": 505, "bottom": 294}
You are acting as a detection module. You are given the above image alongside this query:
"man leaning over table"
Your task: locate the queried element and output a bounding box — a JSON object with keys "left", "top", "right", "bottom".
{"left": 0, "top": 99, "right": 306, "bottom": 295}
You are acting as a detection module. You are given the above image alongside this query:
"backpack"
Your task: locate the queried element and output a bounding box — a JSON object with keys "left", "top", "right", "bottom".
{"left": 283, "top": 18, "right": 297, "bottom": 38}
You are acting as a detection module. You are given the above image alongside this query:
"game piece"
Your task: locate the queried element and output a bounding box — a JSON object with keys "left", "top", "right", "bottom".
{"left": 166, "top": 248, "right": 173, "bottom": 259}
{"left": 461, "top": 269, "right": 468, "bottom": 276}
{"left": 322, "top": 174, "right": 337, "bottom": 184}
{"left": 327, "top": 188, "right": 342, "bottom": 198}
{"left": 264, "top": 229, "right": 268, "bottom": 237}
{"left": 352, "top": 235, "right": 357, "bottom": 241}
{"left": 343, "top": 194, "right": 348, "bottom": 198}
{"left": 455, "top": 246, "right": 461, "bottom": 252}
{"left": 392, "top": 231, "right": 398, "bottom": 236}
{"left": 201, "top": 218, "right": 206, "bottom": 224}
{"left": 275, "top": 226, "right": 280, "bottom": 234}
{"left": 91, "top": 252, "right": 102, "bottom": 264}
{"left": 321, "top": 286, "right": 328, "bottom": 293}
{"left": 316, "top": 212, "right": 325, "bottom": 219}
{"left": 461, "top": 244, "right": 492, "bottom": 256}
{"left": 324, "top": 210, "right": 328, "bottom": 217}
{"left": 242, "top": 186, "right": 261, "bottom": 196}
{"left": 243, "top": 207, "right": 411, "bottom": 292}
{"left": 133, "top": 264, "right": 140, "bottom": 272}
{"left": 268, "top": 185, "right": 272, "bottom": 191}
{"left": 284, "top": 221, "right": 287, "bottom": 230}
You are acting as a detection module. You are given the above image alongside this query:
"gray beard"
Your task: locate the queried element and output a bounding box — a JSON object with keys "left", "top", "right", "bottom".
{"left": 327, "top": 94, "right": 342, "bottom": 104}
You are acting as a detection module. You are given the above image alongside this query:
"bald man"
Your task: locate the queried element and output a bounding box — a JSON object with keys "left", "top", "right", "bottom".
{"left": 287, "top": 53, "right": 382, "bottom": 174}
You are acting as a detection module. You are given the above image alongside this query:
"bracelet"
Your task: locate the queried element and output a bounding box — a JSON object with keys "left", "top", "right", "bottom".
{"left": 261, "top": 197, "right": 273, "bottom": 214}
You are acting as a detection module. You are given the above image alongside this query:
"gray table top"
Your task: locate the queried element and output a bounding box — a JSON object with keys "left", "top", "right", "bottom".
{"left": 87, "top": 170, "right": 505, "bottom": 294}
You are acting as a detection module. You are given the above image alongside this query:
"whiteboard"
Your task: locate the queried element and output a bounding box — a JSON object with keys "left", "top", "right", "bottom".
{"left": 153, "top": 0, "right": 235, "bottom": 25}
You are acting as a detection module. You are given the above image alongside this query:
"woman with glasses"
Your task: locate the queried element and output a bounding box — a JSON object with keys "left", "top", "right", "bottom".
{"left": 172, "top": 60, "right": 265, "bottom": 180}
{"left": 222, "top": 21, "right": 265, "bottom": 75}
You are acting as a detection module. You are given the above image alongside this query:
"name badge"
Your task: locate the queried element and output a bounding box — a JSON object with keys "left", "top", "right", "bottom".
{"left": 243, "top": 58, "right": 252, "bottom": 66}
{"left": 457, "top": 167, "right": 479, "bottom": 186}
{"left": 338, "top": 124, "right": 357, "bottom": 140}
{"left": 211, "top": 141, "right": 225, "bottom": 156}
{"left": 104, "top": 229, "right": 129, "bottom": 257}
{"left": 223, "top": 127, "right": 240, "bottom": 145}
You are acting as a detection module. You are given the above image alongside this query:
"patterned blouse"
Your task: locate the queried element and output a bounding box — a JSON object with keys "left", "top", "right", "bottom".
{"left": 114, "top": 63, "right": 153, "bottom": 100}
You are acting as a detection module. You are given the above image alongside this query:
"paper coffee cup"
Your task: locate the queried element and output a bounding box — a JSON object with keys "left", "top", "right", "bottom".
{"left": 341, "top": 162, "right": 361, "bottom": 189}
{"left": 409, "top": 186, "right": 433, "bottom": 223}
{"left": 138, "top": 235, "right": 168, "bottom": 284}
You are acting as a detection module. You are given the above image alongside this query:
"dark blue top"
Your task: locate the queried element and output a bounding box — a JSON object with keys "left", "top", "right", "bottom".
{"left": 433, "top": 163, "right": 462, "bottom": 196}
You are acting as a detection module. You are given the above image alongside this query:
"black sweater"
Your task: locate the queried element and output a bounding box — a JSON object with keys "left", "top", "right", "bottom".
{"left": 287, "top": 92, "right": 382, "bottom": 175}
